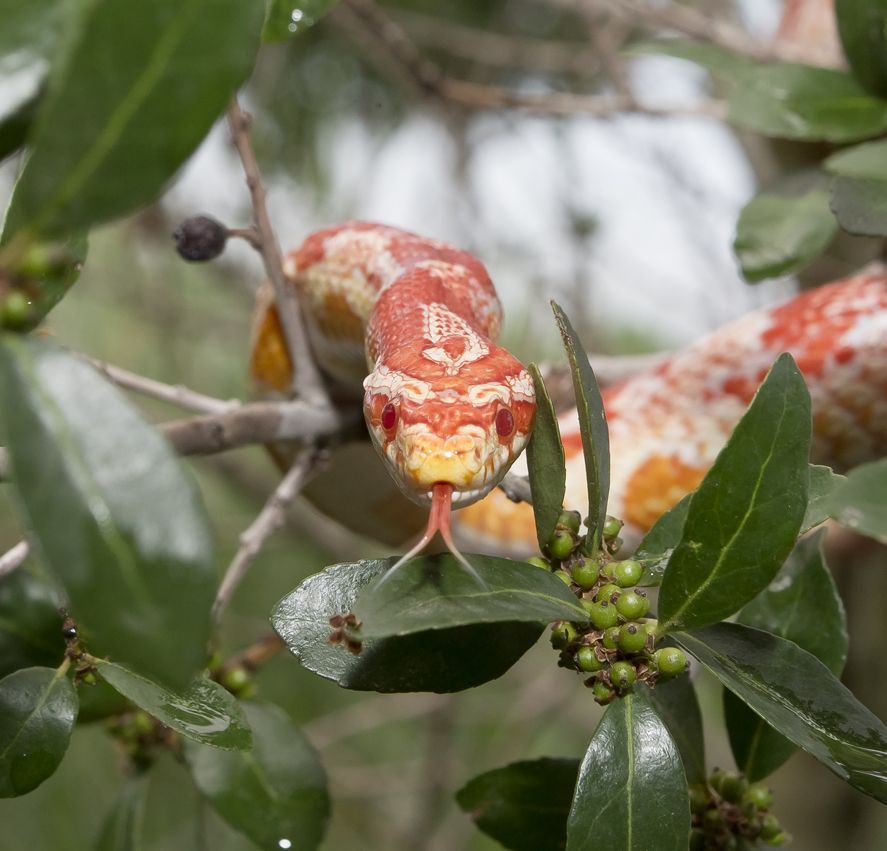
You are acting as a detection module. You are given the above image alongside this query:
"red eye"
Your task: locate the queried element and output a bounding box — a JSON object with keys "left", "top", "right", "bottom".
{"left": 381, "top": 402, "right": 398, "bottom": 432}
{"left": 495, "top": 408, "right": 515, "bottom": 438}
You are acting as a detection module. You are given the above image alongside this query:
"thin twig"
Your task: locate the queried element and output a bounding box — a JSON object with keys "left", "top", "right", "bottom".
{"left": 226, "top": 98, "right": 330, "bottom": 408}
{"left": 212, "top": 449, "right": 325, "bottom": 625}
{"left": 499, "top": 472, "right": 532, "bottom": 504}
{"left": 0, "top": 539, "right": 29, "bottom": 578}
{"left": 226, "top": 226, "right": 262, "bottom": 251}
{"left": 83, "top": 356, "right": 238, "bottom": 415}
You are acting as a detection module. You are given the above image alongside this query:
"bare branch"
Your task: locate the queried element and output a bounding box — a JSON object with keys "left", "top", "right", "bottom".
{"left": 226, "top": 98, "right": 330, "bottom": 408}
{"left": 212, "top": 449, "right": 326, "bottom": 625}
{"left": 0, "top": 539, "right": 29, "bottom": 578}
{"left": 161, "top": 399, "right": 362, "bottom": 456}
{"left": 498, "top": 473, "right": 532, "bottom": 504}
{"left": 83, "top": 356, "right": 238, "bottom": 416}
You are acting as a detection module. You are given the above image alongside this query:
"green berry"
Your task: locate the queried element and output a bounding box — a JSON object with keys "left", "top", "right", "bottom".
{"left": 576, "top": 646, "right": 602, "bottom": 672}
{"left": 132, "top": 711, "right": 154, "bottom": 736}
{"left": 571, "top": 557, "right": 599, "bottom": 590}
{"left": 548, "top": 529, "right": 575, "bottom": 561}
{"left": 610, "top": 660, "right": 637, "bottom": 690}
{"left": 557, "top": 509, "right": 582, "bottom": 533}
{"left": 221, "top": 666, "right": 252, "bottom": 695}
{"left": 642, "top": 618, "right": 659, "bottom": 636}
{"left": 702, "top": 808, "right": 723, "bottom": 832}
{"left": 527, "top": 556, "right": 550, "bottom": 571}
{"left": 602, "top": 626, "right": 621, "bottom": 650}
{"left": 594, "top": 582, "right": 622, "bottom": 603}
{"left": 1, "top": 291, "right": 31, "bottom": 328}
{"left": 765, "top": 832, "right": 789, "bottom": 847}
{"left": 743, "top": 784, "right": 774, "bottom": 810}
{"left": 760, "top": 814, "right": 783, "bottom": 841}
{"left": 653, "top": 647, "right": 688, "bottom": 678}
{"left": 615, "top": 590, "right": 649, "bottom": 620}
{"left": 708, "top": 768, "right": 729, "bottom": 794}
{"left": 553, "top": 569, "right": 572, "bottom": 585}
{"left": 586, "top": 599, "right": 619, "bottom": 630}
{"left": 618, "top": 622, "right": 648, "bottom": 654}
{"left": 719, "top": 772, "right": 748, "bottom": 803}
{"left": 550, "top": 621, "right": 578, "bottom": 649}
{"left": 591, "top": 679, "right": 615, "bottom": 705}
{"left": 611, "top": 559, "right": 643, "bottom": 588}
{"left": 603, "top": 516, "right": 623, "bottom": 539}
{"left": 688, "top": 784, "right": 708, "bottom": 815}
{"left": 608, "top": 536, "right": 624, "bottom": 553}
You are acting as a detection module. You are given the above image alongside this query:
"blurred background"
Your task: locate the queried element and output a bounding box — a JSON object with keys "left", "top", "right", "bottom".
{"left": 2, "top": 0, "right": 887, "bottom": 848}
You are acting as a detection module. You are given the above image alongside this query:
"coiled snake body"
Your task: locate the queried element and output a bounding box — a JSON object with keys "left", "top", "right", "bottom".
{"left": 251, "top": 223, "right": 887, "bottom": 558}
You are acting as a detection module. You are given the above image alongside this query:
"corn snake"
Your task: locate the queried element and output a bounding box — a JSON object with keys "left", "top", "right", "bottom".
{"left": 251, "top": 223, "right": 887, "bottom": 559}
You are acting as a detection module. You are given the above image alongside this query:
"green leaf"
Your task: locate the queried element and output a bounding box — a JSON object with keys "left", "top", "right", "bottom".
{"left": 0, "top": 665, "right": 77, "bottom": 797}
{"left": 0, "top": 0, "right": 69, "bottom": 68}
{"left": 734, "top": 188, "right": 837, "bottom": 282}
{"left": 353, "top": 555, "right": 588, "bottom": 638}
{"left": 550, "top": 303, "right": 610, "bottom": 552}
{"left": 95, "top": 775, "right": 148, "bottom": 851}
{"left": 526, "top": 363, "right": 566, "bottom": 552}
{"left": 725, "top": 530, "right": 847, "bottom": 781}
{"left": 675, "top": 622, "right": 887, "bottom": 803}
{"left": 658, "top": 354, "right": 811, "bottom": 633}
{"left": 566, "top": 691, "right": 690, "bottom": 851}
{"left": 94, "top": 660, "right": 251, "bottom": 750}
{"left": 635, "top": 494, "right": 690, "bottom": 587}
{"left": 728, "top": 64, "right": 887, "bottom": 143}
{"left": 0, "top": 337, "right": 215, "bottom": 690}
{"left": 263, "top": 0, "right": 339, "bottom": 42}
{"left": 825, "top": 139, "right": 887, "bottom": 178}
{"left": 829, "top": 175, "right": 887, "bottom": 236}
{"left": 826, "top": 458, "right": 887, "bottom": 542}
{"left": 2, "top": 0, "right": 264, "bottom": 241}
{"left": 0, "top": 91, "right": 40, "bottom": 164}
{"left": 186, "top": 701, "right": 329, "bottom": 850}
{"left": 75, "top": 677, "right": 131, "bottom": 724}
{"left": 643, "top": 678, "right": 706, "bottom": 786}
{"left": 456, "top": 757, "right": 579, "bottom": 851}
{"left": 803, "top": 464, "right": 846, "bottom": 533}
{"left": 0, "top": 566, "right": 65, "bottom": 678}
{"left": 272, "top": 561, "right": 545, "bottom": 693}
{"left": 627, "top": 39, "right": 755, "bottom": 79}
{"left": 836, "top": 0, "right": 887, "bottom": 96}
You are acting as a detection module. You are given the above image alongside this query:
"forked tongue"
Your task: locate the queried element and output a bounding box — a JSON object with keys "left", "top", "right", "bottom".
{"left": 375, "top": 483, "right": 487, "bottom": 589}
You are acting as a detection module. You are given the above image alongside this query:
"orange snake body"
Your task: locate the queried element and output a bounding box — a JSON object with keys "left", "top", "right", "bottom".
{"left": 251, "top": 223, "right": 887, "bottom": 557}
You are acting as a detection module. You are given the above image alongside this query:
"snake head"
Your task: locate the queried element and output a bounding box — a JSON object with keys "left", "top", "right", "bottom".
{"left": 363, "top": 356, "right": 536, "bottom": 508}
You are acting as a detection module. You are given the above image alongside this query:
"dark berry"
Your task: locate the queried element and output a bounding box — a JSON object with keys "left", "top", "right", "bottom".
{"left": 610, "top": 660, "right": 637, "bottom": 690}
{"left": 173, "top": 215, "right": 228, "bottom": 262}
{"left": 615, "top": 590, "right": 649, "bottom": 620}
{"left": 611, "top": 559, "right": 643, "bottom": 588}
{"left": 617, "top": 622, "right": 647, "bottom": 654}
{"left": 571, "top": 557, "right": 599, "bottom": 590}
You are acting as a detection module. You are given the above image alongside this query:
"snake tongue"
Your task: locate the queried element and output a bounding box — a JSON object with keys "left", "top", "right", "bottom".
{"left": 374, "top": 483, "right": 487, "bottom": 589}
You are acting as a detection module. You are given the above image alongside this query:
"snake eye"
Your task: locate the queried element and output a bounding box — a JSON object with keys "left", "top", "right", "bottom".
{"left": 495, "top": 408, "right": 515, "bottom": 438}
{"left": 381, "top": 402, "right": 398, "bottom": 432}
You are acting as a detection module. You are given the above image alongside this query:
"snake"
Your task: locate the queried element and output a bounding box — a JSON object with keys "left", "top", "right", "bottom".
{"left": 250, "top": 222, "right": 887, "bottom": 562}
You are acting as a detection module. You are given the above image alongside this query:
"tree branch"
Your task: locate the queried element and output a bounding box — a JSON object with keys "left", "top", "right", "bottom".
{"left": 212, "top": 449, "right": 326, "bottom": 625}
{"left": 0, "top": 539, "right": 29, "bottom": 578}
{"left": 498, "top": 473, "right": 532, "bottom": 504}
{"left": 226, "top": 98, "right": 330, "bottom": 408}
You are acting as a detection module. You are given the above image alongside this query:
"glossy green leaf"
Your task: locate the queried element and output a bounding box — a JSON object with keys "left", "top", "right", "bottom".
{"left": 803, "top": 464, "right": 846, "bottom": 533}
{"left": 825, "top": 139, "right": 887, "bottom": 178}
{"left": 0, "top": 566, "right": 65, "bottom": 678}
{"left": 658, "top": 354, "right": 810, "bottom": 633}
{"left": 95, "top": 660, "right": 251, "bottom": 750}
{"left": 272, "top": 561, "right": 544, "bottom": 693}
{"left": 353, "top": 554, "right": 588, "bottom": 638}
{"left": 826, "top": 458, "right": 887, "bottom": 542}
{"left": 263, "top": 0, "right": 339, "bottom": 42}
{"left": 456, "top": 757, "right": 579, "bottom": 851}
{"left": 836, "top": 0, "right": 887, "bottom": 96}
{"left": 676, "top": 622, "right": 887, "bottom": 802}
{"left": 635, "top": 494, "right": 690, "bottom": 587}
{"left": 550, "top": 303, "right": 610, "bottom": 552}
{"left": 728, "top": 64, "right": 887, "bottom": 143}
{"left": 0, "top": 337, "right": 215, "bottom": 690}
{"left": 526, "top": 363, "right": 566, "bottom": 552}
{"left": 0, "top": 665, "right": 77, "bottom": 797}
{"left": 186, "top": 702, "right": 329, "bottom": 850}
{"left": 734, "top": 188, "right": 837, "bottom": 281}
{"left": 725, "top": 530, "right": 847, "bottom": 780}
{"left": 643, "top": 678, "right": 705, "bottom": 786}
{"left": 95, "top": 775, "right": 148, "bottom": 851}
{"left": 829, "top": 175, "right": 887, "bottom": 236}
{"left": 566, "top": 691, "right": 690, "bottom": 851}
{"left": 2, "top": 0, "right": 264, "bottom": 242}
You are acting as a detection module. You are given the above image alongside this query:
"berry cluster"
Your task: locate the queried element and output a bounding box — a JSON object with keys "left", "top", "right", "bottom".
{"left": 533, "top": 510, "right": 688, "bottom": 704}
{"left": 690, "top": 770, "right": 789, "bottom": 848}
